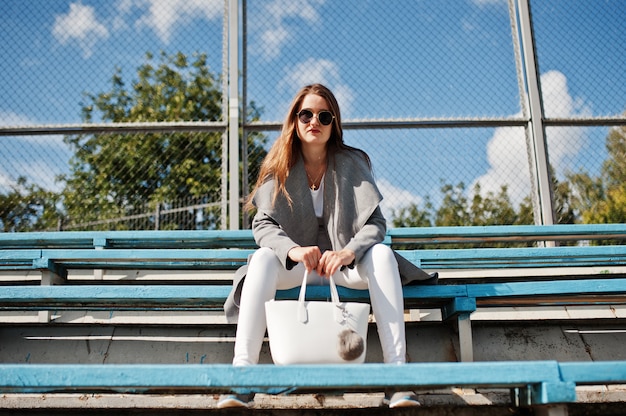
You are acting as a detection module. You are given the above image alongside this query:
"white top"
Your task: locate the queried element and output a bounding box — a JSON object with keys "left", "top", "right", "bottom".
{"left": 310, "top": 174, "right": 324, "bottom": 218}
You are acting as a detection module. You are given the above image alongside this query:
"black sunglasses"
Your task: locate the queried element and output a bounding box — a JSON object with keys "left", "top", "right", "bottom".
{"left": 297, "top": 109, "right": 335, "bottom": 126}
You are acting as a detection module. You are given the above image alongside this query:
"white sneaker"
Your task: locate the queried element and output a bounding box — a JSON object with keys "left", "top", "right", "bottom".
{"left": 217, "top": 393, "right": 252, "bottom": 409}
{"left": 386, "top": 391, "right": 421, "bottom": 408}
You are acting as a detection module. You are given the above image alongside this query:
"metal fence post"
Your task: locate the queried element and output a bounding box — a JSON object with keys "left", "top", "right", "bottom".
{"left": 517, "top": 0, "right": 555, "bottom": 226}
{"left": 228, "top": 0, "right": 240, "bottom": 230}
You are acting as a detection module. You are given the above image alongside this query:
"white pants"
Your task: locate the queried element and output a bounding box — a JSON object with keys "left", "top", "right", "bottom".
{"left": 233, "top": 243, "right": 407, "bottom": 366}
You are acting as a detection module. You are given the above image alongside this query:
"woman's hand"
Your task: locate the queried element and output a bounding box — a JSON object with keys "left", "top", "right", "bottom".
{"left": 317, "top": 249, "right": 355, "bottom": 278}
{"left": 288, "top": 246, "right": 322, "bottom": 272}
{"left": 288, "top": 246, "right": 355, "bottom": 277}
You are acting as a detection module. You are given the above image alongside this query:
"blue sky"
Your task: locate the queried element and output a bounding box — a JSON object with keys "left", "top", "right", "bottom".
{"left": 0, "top": 0, "right": 624, "bottom": 219}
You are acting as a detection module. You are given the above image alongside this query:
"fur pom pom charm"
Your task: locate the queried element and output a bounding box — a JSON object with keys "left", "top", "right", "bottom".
{"left": 337, "top": 329, "right": 365, "bottom": 361}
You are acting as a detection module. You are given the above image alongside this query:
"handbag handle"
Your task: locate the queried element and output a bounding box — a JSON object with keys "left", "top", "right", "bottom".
{"left": 297, "top": 270, "right": 343, "bottom": 323}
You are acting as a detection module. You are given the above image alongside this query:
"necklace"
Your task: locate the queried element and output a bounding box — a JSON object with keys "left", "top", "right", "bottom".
{"left": 305, "top": 164, "right": 325, "bottom": 191}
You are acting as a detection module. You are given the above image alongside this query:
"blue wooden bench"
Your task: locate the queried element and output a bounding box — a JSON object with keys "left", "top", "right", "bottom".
{"left": 1, "top": 360, "right": 626, "bottom": 413}
{"left": 2, "top": 276, "right": 626, "bottom": 362}
{"left": 1, "top": 277, "right": 625, "bottom": 313}
{"left": 3, "top": 225, "right": 626, "bottom": 277}
{"left": 2, "top": 224, "right": 626, "bottom": 413}
{"left": 3, "top": 224, "right": 626, "bottom": 249}
{"left": 5, "top": 244, "right": 625, "bottom": 284}
{"left": 0, "top": 361, "right": 577, "bottom": 402}
{"left": 2, "top": 224, "right": 626, "bottom": 361}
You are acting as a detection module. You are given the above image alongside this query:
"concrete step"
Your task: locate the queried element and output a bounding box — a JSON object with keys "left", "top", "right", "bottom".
{"left": 2, "top": 388, "right": 626, "bottom": 415}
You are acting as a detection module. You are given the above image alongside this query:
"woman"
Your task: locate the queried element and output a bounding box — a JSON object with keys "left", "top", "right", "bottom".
{"left": 220, "top": 84, "right": 433, "bottom": 409}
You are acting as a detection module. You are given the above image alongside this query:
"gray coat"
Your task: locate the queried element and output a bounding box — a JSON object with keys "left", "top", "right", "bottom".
{"left": 224, "top": 149, "right": 432, "bottom": 323}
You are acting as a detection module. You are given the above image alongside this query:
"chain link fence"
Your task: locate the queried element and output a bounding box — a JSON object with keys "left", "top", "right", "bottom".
{"left": 1, "top": 0, "right": 624, "bottom": 231}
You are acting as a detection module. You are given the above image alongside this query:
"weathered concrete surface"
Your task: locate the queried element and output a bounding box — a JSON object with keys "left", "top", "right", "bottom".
{"left": 1, "top": 393, "right": 626, "bottom": 415}
{"left": 3, "top": 320, "right": 626, "bottom": 364}
{"left": 2, "top": 319, "right": 626, "bottom": 414}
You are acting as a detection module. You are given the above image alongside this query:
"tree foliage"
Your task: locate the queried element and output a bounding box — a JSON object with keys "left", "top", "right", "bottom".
{"left": 568, "top": 124, "right": 626, "bottom": 230}
{"left": 393, "top": 182, "right": 526, "bottom": 229}
{"left": 59, "top": 51, "right": 266, "bottom": 230}
{"left": 0, "top": 177, "right": 61, "bottom": 232}
{"left": 392, "top": 182, "right": 532, "bottom": 248}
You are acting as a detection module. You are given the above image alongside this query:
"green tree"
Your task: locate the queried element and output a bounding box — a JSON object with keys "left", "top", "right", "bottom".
{"left": 392, "top": 182, "right": 523, "bottom": 230}
{"left": 433, "top": 182, "right": 522, "bottom": 227}
{"left": 391, "top": 182, "right": 528, "bottom": 248}
{"left": 392, "top": 199, "right": 433, "bottom": 228}
{"left": 392, "top": 168, "right": 578, "bottom": 235}
{"left": 0, "top": 177, "right": 61, "bottom": 232}
{"left": 60, "top": 51, "right": 266, "bottom": 230}
{"left": 516, "top": 196, "right": 535, "bottom": 226}
{"left": 434, "top": 182, "right": 472, "bottom": 227}
{"left": 551, "top": 173, "right": 577, "bottom": 225}
{"left": 468, "top": 183, "right": 518, "bottom": 226}
{"left": 568, "top": 124, "right": 626, "bottom": 226}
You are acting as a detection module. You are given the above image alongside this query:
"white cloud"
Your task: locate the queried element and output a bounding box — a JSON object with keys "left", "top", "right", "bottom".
{"left": 471, "top": 70, "right": 592, "bottom": 206}
{"left": 0, "top": 174, "right": 14, "bottom": 192}
{"left": 280, "top": 58, "right": 355, "bottom": 116}
{"left": 0, "top": 112, "right": 70, "bottom": 192}
{"left": 52, "top": 0, "right": 222, "bottom": 56}
{"left": 131, "top": 0, "right": 222, "bottom": 44}
{"left": 0, "top": 110, "right": 32, "bottom": 126}
{"left": 254, "top": 0, "right": 325, "bottom": 60}
{"left": 541, "top": 70, "right": 592, "bottom": 171}
{"left": 376, "top": 178, "right": 423, "bottom": 225}
{"left": 282, "top": 59, "right": 340, "bottom": 88}
{"left": 259, "top": 26, "right": 290, "bottom": 61}
{"left": 52, "top": 3, "right": 109, "bottom": 58}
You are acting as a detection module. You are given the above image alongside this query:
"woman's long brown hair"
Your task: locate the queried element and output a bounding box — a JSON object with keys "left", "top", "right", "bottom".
{"left": 245, "top": 84, "right": 370, "bottom": 211}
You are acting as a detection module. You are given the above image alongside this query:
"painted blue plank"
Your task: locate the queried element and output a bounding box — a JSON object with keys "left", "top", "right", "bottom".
{"left": 275, "top": 286, "right": 369, "bottom": 303}
{"left": 2, "top": 276, "right": 625, "bottom": 310}
{"left": 0, "top": 230, "right": 257, "bottom": 249}
{"left": 3, "top": 278, "right": 625, "bottom": 310}
{"left": 467, "top": 278, "right": 626, "bottom": 299}
{"left": 0, "top": 284, "right": 465, "bottom": 314}
{"left": 0, "top": 285, "right": 233, "bottom": 309}
{"left": 39, "top": 248, "right": 255, "bottom": 269}
{"left": 415, "top": 245, "right": 626, "bottom": 260}
{"left": 277, "top": 285, "right": 468, "bottom": 301}
{"left": 102, "top": 230, "right": 257, "bottom": 249}
{"left": 4, "top": 224, "right": 626, "bottom": 250}
{"left": 0, "top": 249, "right": 41, "bottom": 257}
{"left": 560, "top": 362, "right": 626, "bottom": 384}
{"left": 0, "top": 249, "right": 41, "bottom": 269}
{"left": 0, "top": 249, "right": 41, "bottom": 261}
{"left": 0, "top": 232, "right": 97, "bottom": 249}
{"left": 402, "top": 285, "right": 468, "bottom": 299}
{"left": 388, "top": 224, "right": 626, "bottom": 243}
{"left": 40, "top": 248, "right": 254, "bottom": 260}
{"left": 397, "top": 245, "right": 626, "bottom": 269}
{"left": 0, "top": 285, "right": 370, "bottom": 309}
{"left": 276, "top": 284, "right": 469, "bottom": 307}
{"left": 0, "top": 362, "right": 565, "bottom": 395}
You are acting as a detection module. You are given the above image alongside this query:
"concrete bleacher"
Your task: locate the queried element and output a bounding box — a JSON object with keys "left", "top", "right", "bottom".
{"left": 2, "top": 224, "right": 626, "bottom": 415}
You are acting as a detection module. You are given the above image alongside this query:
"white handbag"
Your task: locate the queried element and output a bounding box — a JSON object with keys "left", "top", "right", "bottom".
{"left": 265, "top": 271, "right": 370, "bottom": 365}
